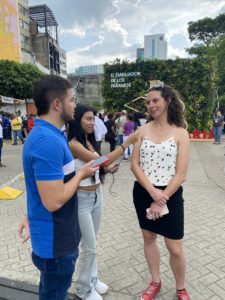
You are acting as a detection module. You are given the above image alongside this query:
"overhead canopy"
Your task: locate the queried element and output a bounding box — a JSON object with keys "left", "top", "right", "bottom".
{"left": 29, "top": 5, "right": 58, "bottom": 27}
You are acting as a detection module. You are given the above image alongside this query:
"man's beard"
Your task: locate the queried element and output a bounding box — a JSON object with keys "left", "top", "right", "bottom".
{"left": 61, "top": 106, "right": 73, "bottom": 123}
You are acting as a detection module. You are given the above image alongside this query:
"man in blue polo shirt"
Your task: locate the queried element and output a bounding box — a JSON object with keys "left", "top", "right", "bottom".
{"left": 19, "top": 75, "right": 98, "bottom": 300}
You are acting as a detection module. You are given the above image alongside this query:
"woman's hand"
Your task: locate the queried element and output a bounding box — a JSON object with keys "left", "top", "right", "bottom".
{"left": 78, "top": 161, "right": 99, "bottom": 180}
{"left": 146, "top": 202, "right": 164, "bottom": 220}
{"left": 105, "top": 162, "right": 120, "bottom": 174}
{"left": 149, "top": 187, "right": 169, "bottom": 206}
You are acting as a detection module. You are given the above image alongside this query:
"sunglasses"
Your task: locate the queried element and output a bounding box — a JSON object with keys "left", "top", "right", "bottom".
{"left": 147, "top": 80, "right": 164, "bottom": 92}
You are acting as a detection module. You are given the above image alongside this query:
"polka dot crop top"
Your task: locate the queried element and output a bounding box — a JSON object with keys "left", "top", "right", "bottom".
{"left": 139, "top": 136, "right": 177, "bottom": 186}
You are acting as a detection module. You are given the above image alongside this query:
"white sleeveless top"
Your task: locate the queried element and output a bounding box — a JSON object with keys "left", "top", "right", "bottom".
{"left": 74, "top": 158, "right": 100, "bottom": 187}
{"left": 139, "top": 136, "right": 177, "bottom": 186}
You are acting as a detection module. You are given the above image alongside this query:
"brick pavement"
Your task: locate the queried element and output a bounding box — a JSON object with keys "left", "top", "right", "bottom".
{"left": 0, "top": 140, "right": 225, "bottom": 299}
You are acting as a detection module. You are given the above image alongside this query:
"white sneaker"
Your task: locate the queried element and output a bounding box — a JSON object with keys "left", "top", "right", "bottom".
{"left": 95, "top": 280, "right": 109, "bottom": 295}
{"left": 84, "top": 290, "right": 102, "bottom": 300}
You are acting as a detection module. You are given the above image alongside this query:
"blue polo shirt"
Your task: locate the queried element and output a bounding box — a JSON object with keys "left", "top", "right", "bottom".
{"left": 23, "top": 119, "right": 80, "bottom": 258}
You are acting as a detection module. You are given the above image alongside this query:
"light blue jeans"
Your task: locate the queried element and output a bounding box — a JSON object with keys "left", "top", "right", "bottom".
{"left": 13, "top": 129, "right": 24, "bottom": 144}
{"left": 74, "top": 186, "right": 103, "bottom": 299}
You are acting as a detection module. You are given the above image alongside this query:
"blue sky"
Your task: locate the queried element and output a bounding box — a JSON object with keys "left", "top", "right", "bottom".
{"left": 29, "top": 0, "right": 225, "bottom": 72}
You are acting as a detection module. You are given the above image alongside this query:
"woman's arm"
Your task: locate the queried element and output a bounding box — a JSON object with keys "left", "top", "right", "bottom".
{"left": 130, "top": 130, "right": 168, "bottom": 206}
{"left": 163, "top": 128, "right": 190, "bottom": 198}
{"left": 69, "top": 140, "right": 99, "bottom": 161}
{"left": 69, "top": 131, "right": 138, "bottom": 166}
{"left": 105, "top": 130, "right": 138, "bottom": 165}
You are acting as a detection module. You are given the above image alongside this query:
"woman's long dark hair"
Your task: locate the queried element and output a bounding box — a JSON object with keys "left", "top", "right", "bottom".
{"left": 147, "top": 85, "right": 187, "bottom": 128}
{"left": 68, "top": 104, "right": 106, "bottom": 183}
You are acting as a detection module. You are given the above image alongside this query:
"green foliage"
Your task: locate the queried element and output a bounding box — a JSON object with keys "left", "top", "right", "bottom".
{"left": 0, "top": 60, "right": 43, "bottom": 99}
{"left": 187, "top": 13, "right": 225, "bottom": 114}
{"left": 188, "top": 13, "right": 225, "bottom": 45}
{"left": 102, "top": 58, "right": 217, "bottom": 131}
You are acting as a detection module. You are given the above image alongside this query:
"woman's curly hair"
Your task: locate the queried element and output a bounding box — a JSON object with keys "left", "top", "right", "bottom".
{"left": 147, "top": 85, "right": 187, "bottom": 129}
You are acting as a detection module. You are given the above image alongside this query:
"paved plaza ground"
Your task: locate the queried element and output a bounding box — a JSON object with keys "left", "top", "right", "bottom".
{"left": 0, "top": 139, "right": 225, "bottom": 300}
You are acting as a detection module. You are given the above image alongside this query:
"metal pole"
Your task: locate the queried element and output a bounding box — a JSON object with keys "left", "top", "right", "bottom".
{"left": 74, "top": 76, "right": 82, "bottom": 102}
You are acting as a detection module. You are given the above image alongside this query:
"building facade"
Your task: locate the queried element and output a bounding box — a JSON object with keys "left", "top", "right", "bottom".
{"left": 29, "top": 4, "right": 67, "bottom": 77}
{"left": 144, "top": 34, "right": 167, "bottom": 60}
{"left": 68, "top": 74, "right": 104, "bottom": 105}
{"left": 59, "top": 47, "right": 67, "bottom": 78}
{"left": 136, "top": 48, "right": 144, "bottom": 60}
{"left": 18, "top": 0, "right": 33, "bottom": 63}
{"left": 75, "top": 65, "right": 104, "bottom": 76}
{"left": 0, "top": 1, "right": 67, "bottom": 77}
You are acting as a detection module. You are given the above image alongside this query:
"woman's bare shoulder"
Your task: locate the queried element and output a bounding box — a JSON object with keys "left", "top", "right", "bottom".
{"left": 139, "top": 123, "right": 151, "bottom": 136}
{"left": 175, "top": 127, "right": 190, "bottom": 142}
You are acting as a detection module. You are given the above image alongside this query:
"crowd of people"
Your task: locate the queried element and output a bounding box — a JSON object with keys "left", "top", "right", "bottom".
{"left": 15, "top": 75, "right": 195, "bottom": 300}
{"left": 0, "top": 112, "right": 36, "bottom": 140}
{"left": 0, "top": 112, "right": 36, "bottom": 167}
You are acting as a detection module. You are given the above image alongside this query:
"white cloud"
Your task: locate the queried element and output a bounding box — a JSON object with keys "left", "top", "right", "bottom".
{"left": 59, "top": 24, "right": 86, "bottom": 37}
{"left": 167, "top": 45, "right": 189, "bottom": 59}
{"left": 28, "top": 0, "right": 225, "bottom": 71}
{"left": 102, "top": 18, "right": 130, "bottom": 47}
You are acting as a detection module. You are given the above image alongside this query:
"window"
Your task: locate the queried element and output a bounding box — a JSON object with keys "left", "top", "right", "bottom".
{"left": 19, "top": 19, "right": 29, "bottom": 31}
{"left": 18, "top": 4, "right": 29, "bottom": 16}
{"left": 20, "top": 34, "right": 25, "bottom": 43}
{"left": 18, "top": 4, "right": 23, "bottom": 14}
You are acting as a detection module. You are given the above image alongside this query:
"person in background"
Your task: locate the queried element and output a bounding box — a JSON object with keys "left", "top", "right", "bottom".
{"left": 93, "top": 109, "right": 107, "bottom": 153}
{"left": 115, "top": 110, "right": 127, "bottom": 145}
{"left": 212, "top": 110, "right": 224, "bottom": 144}
{"left": 103, "top": 112, "right": 108, "bottom": 123}
{"left": 104, "top": 113, "right": 116, "bottom": 151}
{"left": 2, "top": 112, "right": 11, "bottom": 140}
{"left": 133, "top": 112, "right": 141, "bottom": 131}
{"left": 27, "top": 114, "right": 35, "bottom": 133}
{"left": 131, "top": 82, "right": 191, "bottom": 300}
{"left": 123, "top": 113, "right": 135, "bottom": 161}
{"left": 0, "top": 114, "right": 6, "bottom": 167}
{"left": 98, "top": 112, "right": 103, "bottom": 121}
{"left": 18, "top": 75, "right": 97, "bottom": 300}
{"left": 22, "top": 115, "right": 28, "bottom": 137}
{"left": 11, "top": 113, "right": 25, "bottom": 145}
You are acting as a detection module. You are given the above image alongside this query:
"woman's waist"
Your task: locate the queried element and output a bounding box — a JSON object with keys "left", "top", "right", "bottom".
{"left": 78, "top": 183, "right": 100, "bottom": 191}
{"left": 134, "top": 180, "right": 183, "bottom": 192}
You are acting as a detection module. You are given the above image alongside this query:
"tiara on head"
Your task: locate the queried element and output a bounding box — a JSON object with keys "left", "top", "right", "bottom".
{"left": 147, "top": 80, "right": 164, "bottom": 92}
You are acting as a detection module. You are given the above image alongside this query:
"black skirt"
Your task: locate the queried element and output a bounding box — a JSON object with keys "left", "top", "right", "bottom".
{"left": 133, "top": 181, "right": 184, "bottom": 240}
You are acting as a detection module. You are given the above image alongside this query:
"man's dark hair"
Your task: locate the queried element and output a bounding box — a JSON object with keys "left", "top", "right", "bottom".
{"left": 107, "top": 113, "right": 114, "bottom": 120}
{"left": 33, "top": 75, "right": 72, "bottom": 116}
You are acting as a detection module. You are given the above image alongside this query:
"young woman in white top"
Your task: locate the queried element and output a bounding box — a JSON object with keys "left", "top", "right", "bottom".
{"left": 68, "top": 104, "right": 137, "bottom": 300}
{"left": 131, "top": 82, "right": 191, "bottom": 300}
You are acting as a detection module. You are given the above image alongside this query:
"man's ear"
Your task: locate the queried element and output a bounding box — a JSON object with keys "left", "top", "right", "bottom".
{"left": 52, "top": 98, "right": 62, "bottom": 111}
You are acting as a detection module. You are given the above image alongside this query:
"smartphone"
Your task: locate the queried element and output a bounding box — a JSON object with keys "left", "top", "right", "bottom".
{"left": 146, "top": 204, "right": 169, "bottom": 219}
{"left": 92, "top": 155, "right": 109, "bottom": 168}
